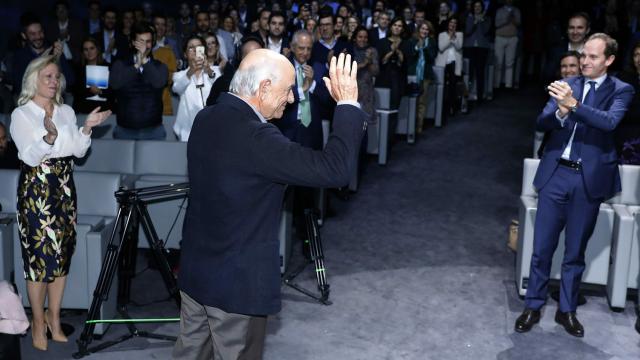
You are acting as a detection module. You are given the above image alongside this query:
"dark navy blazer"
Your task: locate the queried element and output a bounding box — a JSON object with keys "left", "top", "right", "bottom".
{"left": 533, "top": 75, "right": 634, "bottom": 199}
{"left": 276, "top": 59, "right": 323, "bottom": 150}
{"left": 179, "top": 93, "right": 366, "bottom": 315}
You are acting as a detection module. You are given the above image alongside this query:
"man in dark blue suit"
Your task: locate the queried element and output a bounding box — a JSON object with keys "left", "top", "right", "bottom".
{"left": 174, "top": 50, "right": 366, "bottom": 359}
{"left": 277, "top": 29, "right": 322, "bottom": 149}
{"left": 515, "top": 33, "right": 634, "bottom": 337}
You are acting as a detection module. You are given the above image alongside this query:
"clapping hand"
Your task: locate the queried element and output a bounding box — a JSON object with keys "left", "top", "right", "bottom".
{"left": 548, "top": 80, "right": 576, "bottom": 115}
{"left": 301, "top": 64, "right": 314, "bottom": 92}
{"left": 43, "top": 112, "right": 58, "bottom": 145}
{"left": 322, "top": 52, "right": 358, "bottom": 102}
{"left": 82, "top": 107, "right": 112, "bottom": 135}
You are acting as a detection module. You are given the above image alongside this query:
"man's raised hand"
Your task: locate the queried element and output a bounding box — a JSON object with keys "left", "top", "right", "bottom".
{"left": 322, "top": 52, "right": 358, "bottom": 103}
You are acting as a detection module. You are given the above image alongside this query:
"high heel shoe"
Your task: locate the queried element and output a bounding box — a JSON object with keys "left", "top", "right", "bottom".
{"left": 44, "top": 310, "right": 68, "bottom": 343}
{"left": 31, "top": 321, "right": 48, "bottom": 351}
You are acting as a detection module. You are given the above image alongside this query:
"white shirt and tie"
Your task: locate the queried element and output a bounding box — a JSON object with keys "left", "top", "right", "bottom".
{"left": 555, "top": 74, "right": 607, "bottom": 160}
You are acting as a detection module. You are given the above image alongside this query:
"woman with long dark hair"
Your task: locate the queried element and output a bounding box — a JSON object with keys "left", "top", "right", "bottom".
{"left": 375, "top": 16, "right": 409, "bottom": 110}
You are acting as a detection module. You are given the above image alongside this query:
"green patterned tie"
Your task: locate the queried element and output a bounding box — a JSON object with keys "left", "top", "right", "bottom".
{"left": 297, "top": 65, "right": 312, "bottom": 127}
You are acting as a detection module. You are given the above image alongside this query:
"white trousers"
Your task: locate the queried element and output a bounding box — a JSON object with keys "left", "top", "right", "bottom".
{"left": 494, "top": 35, "right": 519, "bottom": 88}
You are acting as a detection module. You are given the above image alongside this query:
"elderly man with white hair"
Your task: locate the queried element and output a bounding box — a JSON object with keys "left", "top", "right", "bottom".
{"left": 174, "top": 50, "right": 367, "bottom": 359}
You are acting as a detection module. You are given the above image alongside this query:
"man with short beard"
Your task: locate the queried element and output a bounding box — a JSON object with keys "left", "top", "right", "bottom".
{"left": 194, "top": 11, "right": 229, "bottom": 62}
{"left": 91, "top": 6, "right": 128, "bottom": 63}
{"left": 250, "top": 8, "right": 271, "bottom": 46}
{"left": 11, "top": 13, "right": 75, "bottom": 96}
{"left": 266, "top": 11, "right": 290, "bottom": 56}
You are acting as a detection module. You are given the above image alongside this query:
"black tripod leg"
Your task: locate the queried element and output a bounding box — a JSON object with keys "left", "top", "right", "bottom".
{"left": 74, "top": 204, "right": 133, "bottom": 358}
{"left": 305, "top": 210, "right": 329, "bottom": 300}
{"left": 137, "top": 204, "right": 181, "bottom": 306}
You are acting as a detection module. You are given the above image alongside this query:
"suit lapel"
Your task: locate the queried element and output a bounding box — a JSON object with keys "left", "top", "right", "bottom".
{"left": 594, "top": 76, "right": 614, "bottom": 109}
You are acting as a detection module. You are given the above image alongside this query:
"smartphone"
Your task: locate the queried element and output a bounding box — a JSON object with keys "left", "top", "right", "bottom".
{"left": 196, "top": 46, "right": 205, "bottom": 61}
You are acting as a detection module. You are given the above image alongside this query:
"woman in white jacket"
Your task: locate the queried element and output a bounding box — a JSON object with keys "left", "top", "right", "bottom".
{"left": 172, "top": 35, "right": 216, "bottom": 142}
{"left": 435, "top": 17, "right": 464, "bottom": 116}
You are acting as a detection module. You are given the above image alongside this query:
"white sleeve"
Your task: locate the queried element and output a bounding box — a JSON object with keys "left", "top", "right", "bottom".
{"left": 10, "top": 109, "right": 52, "bottom": 167}
{"left": 68, "top": 107, "right": 91, "bottom": 158}
{"left": 172, "top": 69, "right": 191, "bottom": 95}
{"left": 217, "top": 35, "right": 228, "bottom": 60}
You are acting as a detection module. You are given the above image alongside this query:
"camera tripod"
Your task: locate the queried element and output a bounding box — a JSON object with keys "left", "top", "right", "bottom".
{"left": 73, "top": 183, "right": 189, "bottom": 358}
{"left": 283, "top": 209, "right": 331, "bottom": 305}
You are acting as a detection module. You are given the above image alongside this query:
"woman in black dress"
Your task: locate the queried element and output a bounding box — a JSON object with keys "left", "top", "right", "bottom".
{"left": 72, "top": 37, "right": 114, "bottom": 114}
{"left": 10, "top": 55, "right": 110, "bottom": 351}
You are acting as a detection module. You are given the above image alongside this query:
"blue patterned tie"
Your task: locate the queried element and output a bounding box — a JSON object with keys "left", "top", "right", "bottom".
{"left": 569, "top": 81, "right": 596, "bottom": 161}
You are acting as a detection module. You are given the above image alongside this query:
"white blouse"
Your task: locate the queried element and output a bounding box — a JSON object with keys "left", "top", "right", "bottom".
{"left": 172, "top": 68, "right": 216, "bottom": 142}
{"left": 10, "top": 101, "right": 91, "bottom": 167}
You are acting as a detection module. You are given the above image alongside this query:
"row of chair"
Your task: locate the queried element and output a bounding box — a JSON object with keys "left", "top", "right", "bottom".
{"left": 515, "top": 159, "right": 640, "bottom": 310}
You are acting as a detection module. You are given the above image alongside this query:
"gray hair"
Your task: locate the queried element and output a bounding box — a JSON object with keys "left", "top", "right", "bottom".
{"left": 17, "top": 55, "right": 66, "bottom": 106}
{"left": 229, "top": 65, "right": 280, "bottom": 97}
{"left": 291, "top": 29, "right": 312, "bottom": 47}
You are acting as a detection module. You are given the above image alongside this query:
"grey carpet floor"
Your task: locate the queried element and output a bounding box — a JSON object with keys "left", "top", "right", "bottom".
{"left": 19, "top": 86, "right": 640, "bottom": 359}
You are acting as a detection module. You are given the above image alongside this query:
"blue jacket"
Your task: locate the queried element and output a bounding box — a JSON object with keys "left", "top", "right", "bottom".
{"left": 179, "top": 93, "right": 366, "bottom": 315}
{"left": 534, "top": 75, "right": 634, "bottom": 199}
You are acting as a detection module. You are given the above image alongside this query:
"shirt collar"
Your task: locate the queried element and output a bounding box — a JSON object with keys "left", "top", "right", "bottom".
{"left": 319, "top": 37, "right": 336, "bottom": 49}
{"left": 229, "top": 93, "right": 267, "bottom": 123}
{"left": 585, "top": 73, "right": 607, "bottom": 89}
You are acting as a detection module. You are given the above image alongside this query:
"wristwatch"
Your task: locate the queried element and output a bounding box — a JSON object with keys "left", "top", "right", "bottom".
{"left": 569, "top": 101, "right": 579, "bottom": 113}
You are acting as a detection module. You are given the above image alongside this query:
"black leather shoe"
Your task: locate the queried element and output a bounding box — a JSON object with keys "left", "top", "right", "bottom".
{"left": 555, "top": 311, "right": 584, "bottom": 337}
{"left": 635, "top": 316, "right": 639, "bottom": 335}
{"left": 515, "top": 309, "right": 540, "bottom": 333}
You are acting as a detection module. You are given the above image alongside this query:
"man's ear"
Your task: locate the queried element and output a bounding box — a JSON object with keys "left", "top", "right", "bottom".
{"left": 259, "top": 79, "right": 271, "bottom": 98}
{"left": 605, "top": 55, "right": 615, "bottom": 68}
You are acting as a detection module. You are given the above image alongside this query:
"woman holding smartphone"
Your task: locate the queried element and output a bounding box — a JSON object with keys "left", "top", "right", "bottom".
{"left": 172, "top": 35, "right": 216, "bottom": 142}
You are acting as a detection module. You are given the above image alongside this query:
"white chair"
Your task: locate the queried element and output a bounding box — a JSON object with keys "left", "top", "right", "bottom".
{"left": 606, "top": 165, "right": 640, "bottom": 309}
{"left": 0, "top": 169, "right": 19, "bottom": 281}
{"left": 395, "top": 75, "right": 418, "bottom": 144}
{"left": 515, "top": 159, "right": 616, "bottom": 300}
{"left": 426, "top": 66, "right": 445, "bottom": 127}
{"left": 368, "top": 88, "right": 396, "bottom": 165}
{"left": 75, "top": 138, "right": 138, "bottom": 187}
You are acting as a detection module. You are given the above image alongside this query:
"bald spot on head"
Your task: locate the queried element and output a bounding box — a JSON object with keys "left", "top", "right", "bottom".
{"left": 239, "top": 48, "right": 294, "bottom": 77}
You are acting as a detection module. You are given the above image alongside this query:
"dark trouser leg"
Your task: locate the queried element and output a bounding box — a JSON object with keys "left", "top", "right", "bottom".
{"left": 474, "top": 48, "right": 488, "bottom": 102}
{"left": 525, "top": 167, "right": 569, "bottom": 310}
{"left": 559, "top": 174, "right": 601, "bottom": 312}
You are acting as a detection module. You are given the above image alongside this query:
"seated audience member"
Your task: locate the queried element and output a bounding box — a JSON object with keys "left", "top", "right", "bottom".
{"left": 91, "top": 6, "right": 128, "bottom": 64}
{"left": 152, "top": 14, "right": 178, "bottom": 116}
{"left": 173, "top": 35, "right": 215, "bottom": 142}
{"left": 266, "top": 11, "right": 290, "bottom": 56}
{"left": 543, "top": 12, "right": 590, "bottom": 82}
{"left": 436, "top": 17, "right": 464, "bottom": 116}
{"left": 12, "top": 13, "right": 75, "bottom": 97}
{"left": 616, "top": 42, "right": 640, "bottom": 164}
{"left": 44, "top": 0, "right": 83, "bottom": 64}
{"left": 463, "top": 1, "right": 491, "bottom": 103}
{"left": 121, "top": 9, "right": 135, "bottom": 38}
{"left": 559, "top": 51, "right": 581, "bottom": 79}
{"left": 222, "top": 15, "right": 243, "bottom": 49}
{"left": 352, "top": 26, "right": 379, "bottom": 124}
{"left": 72, "top": 37, "right": 114, "bottom": 114}
{"left": 493, "top": 0, "right": 521, "bottom": 90}
{"left": 0, "top": 122, "right": 19, "bottom": 169}
{"left": 376, "top": 17, "right": 409, "bottom": 110}
{"left": 311, "top": 7, "right": 353, "bottom": 122}
{"left": 537, "top": 51, "right": 582, "bottom": 158}
{"left": 204, "top": 33, "right": 226, "bottom": 80}
{"left": 277, "top": 30, "right": 321, "bottom": 148}
{"left": 194, "top": 11, "right": 229, "bottom": 62}
{"left": 110, "top": 22, "right": 168, "bottom": 140}
{"left": 408, "top": 21, "right": 437, "bottom": 133}
{"left": 205, "top": 36, "right": 264, "bottom": 106}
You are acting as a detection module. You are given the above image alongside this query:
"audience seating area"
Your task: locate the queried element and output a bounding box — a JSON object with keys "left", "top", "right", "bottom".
{"left": 515, "top": 159, "right": 640, "bottom": 310}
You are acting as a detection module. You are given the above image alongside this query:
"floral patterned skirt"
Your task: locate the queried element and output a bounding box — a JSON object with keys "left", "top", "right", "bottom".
{"left": 17, "top": 157, "right": 77, "bottom": 282}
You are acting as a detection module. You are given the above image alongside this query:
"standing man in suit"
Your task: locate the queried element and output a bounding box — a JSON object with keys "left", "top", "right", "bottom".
{"left": 174, "top": 50, "right": 366, "bottom": 359}
{"left": 368, "top": 11, "right": 390, "bottom": 47}
{"left": 266, "top": 11, "right": 290, "bottom": 56}
{"left": 92, "top": 6, "right": 128, "bottom": 63}
{"left": 515, "top": 33, "right": 634, "bottom": 337}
